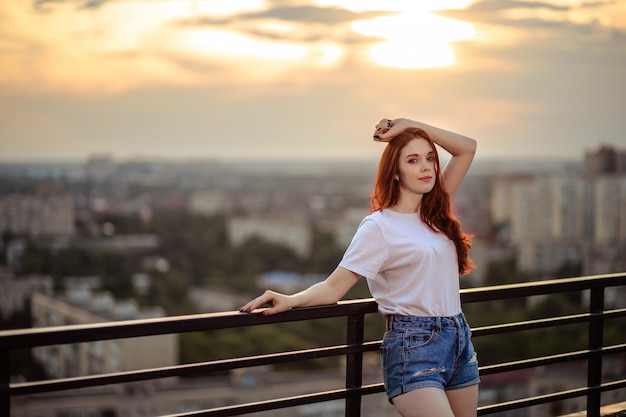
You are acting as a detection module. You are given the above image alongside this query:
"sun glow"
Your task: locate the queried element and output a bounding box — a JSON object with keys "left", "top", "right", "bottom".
{"left": 0, "top": 0, "right": 481, "bottom": 93}
{"left": 351, "top": 9, "right": 476, "bottom": 69}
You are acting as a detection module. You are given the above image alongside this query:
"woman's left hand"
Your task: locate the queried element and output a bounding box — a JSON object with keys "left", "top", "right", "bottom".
{"left": 373, "top": 118, "right": 412, "bottom": 142}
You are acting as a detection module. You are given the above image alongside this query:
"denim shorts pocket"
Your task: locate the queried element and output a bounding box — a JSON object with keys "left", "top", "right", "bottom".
{"left": 404, "top": 328, "right": 435, "bottom": 351}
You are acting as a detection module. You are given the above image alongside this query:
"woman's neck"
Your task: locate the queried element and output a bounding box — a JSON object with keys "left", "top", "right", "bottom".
{"left": 391, "top": 193, "right": 422, "bottom": 213}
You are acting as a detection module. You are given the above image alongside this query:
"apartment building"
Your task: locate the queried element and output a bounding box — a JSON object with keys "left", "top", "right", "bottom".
{"left": 228, "top": 215, "right": 312, "bottom": 257}
{"left": 0, "top": 193, "right": 75, "bottom": 237}
{"left": 492, "top": 175, "right": 586, "bottom": 275}
{"left": 0, "top": 273, "right": 52, "bottom": 319}
{"left": 583, "top": 175, "right": 626, "bottom": 275}
{"left": 583, "top": 145, "right": 626, "bottom": 178}
{"left": 31, "top": 288, "right": 177, "bottom": 381}
{"left": 491, "top": 161, "right": 625, "bottom": 276}
{"left": 188, "top": 189, "right": 232, "bottom": 216}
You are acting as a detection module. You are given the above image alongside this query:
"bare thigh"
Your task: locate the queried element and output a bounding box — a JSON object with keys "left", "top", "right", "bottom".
{"left": 446, "top": 385, "right": 479, "bottom": 417}
{"left": 392, "top": 387, "right": 455, "bottom": 417}
{"left": 392, "top": 385, "right": 479, "bottom": 417}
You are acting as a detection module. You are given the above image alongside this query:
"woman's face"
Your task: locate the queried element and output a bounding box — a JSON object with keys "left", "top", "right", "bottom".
{"left": 396, "top": 137, "right": 436, "bottom": 196}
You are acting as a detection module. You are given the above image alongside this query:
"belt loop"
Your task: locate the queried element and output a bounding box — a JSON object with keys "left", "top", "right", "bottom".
{"left": 435, "top": 316, "right": 441, "bottom": 331}
{"left": 386, "top": 315, "right": 393, "bottom": 331}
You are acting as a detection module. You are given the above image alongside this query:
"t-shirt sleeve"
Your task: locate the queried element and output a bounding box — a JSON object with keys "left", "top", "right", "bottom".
{"left": 338, "top": 216, "right": 388, "bottom": 280}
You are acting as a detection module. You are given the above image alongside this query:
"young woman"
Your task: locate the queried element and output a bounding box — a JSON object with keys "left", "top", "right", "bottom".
{"left": 240, "top": 118, "right": 479, "bottom": 417}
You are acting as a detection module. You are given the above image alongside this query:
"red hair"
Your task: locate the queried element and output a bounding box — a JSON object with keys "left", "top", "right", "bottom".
{"left": 369, "top": 128, "right": 474, "bottom": 275}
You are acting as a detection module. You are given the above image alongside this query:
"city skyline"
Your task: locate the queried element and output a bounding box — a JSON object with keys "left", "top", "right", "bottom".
{"left": 1, "top": 0, "right": 625, "bottom": 163}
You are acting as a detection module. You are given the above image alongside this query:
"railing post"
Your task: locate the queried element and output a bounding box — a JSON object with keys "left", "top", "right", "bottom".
{"left": 587, "top": 286, "right": 604, "bottom": 417}
{"left": 1, "top": 349, "right": 10, "bottom": 417}
{"left": 345, "top": 313, "right": 364, "bottom": 417}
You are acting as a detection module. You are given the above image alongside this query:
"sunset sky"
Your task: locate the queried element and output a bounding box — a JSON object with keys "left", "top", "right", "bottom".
{"left": 1, "top": 0, "right": 625, "bottom": 163}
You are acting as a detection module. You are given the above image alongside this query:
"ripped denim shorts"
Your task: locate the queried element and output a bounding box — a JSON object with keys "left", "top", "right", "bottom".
{"left": 380, "top": 312, "right": 480, "bottom": 402}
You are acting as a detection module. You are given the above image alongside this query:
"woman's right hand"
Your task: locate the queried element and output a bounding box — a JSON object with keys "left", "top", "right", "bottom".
{"left": 239, "top": 290, "right": 294, "bottom": 315}
{"left": 239, "top": 267, "right": 360, "bottom": 316}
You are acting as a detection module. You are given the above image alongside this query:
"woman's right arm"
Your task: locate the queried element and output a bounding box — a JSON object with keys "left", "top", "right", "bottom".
{"left": 239, "top": 267, "right": 360, "bottom": 316}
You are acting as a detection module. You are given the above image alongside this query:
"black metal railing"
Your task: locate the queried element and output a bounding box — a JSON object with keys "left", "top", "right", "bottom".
{"left": 1, "top": 272, "right": 625, "bottom": 417}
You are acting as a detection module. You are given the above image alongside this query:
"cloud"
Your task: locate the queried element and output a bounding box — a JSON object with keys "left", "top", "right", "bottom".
{"left": 437, "top": 0, "right": 626, "bottom": 76}
{"left": 0, "top": 0, "right": 370, "bottom": 94}
{"left": 443, "top": 0, "right": 626, "bottom": 32}
{"left": 1, "top": 0, "right": 625, "bottom": 163}
{"left": 176, "top": 4, "right": 380, "bottom": 46}
{"left": 35, "top": 0, "right": 110, "bottom": 10}
{"left": 245, "top": 5, "right": 362, "bottom": 24}
{"left": 461, "top": 0, "right": 569, "bottom": 13}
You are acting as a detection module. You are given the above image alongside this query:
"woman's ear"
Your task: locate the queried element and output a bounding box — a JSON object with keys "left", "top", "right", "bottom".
{"left": 394, "top": 175, "right": 399, "bottom": 181}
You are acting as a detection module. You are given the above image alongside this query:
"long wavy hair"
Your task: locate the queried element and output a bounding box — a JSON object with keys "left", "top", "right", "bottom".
{"left": 369, "top": 128, "right": 474, "bottom": 275}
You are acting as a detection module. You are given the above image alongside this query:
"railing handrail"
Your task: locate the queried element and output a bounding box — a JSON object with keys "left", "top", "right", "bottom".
{"left": 2, "top": 273, "right": 623, "bottom": 348}
{"left": 460, "top": 272, "right": 626, "bottom": 302}
{"left": 0, "top": 298, "right": 378, "bottom": 350}
{"left": 1, "top": 272, "right": 625, "bottom": 417}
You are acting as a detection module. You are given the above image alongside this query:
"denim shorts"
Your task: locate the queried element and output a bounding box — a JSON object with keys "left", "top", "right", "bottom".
{"left": 380, "top": 312, "right": 480, "bottom": 402}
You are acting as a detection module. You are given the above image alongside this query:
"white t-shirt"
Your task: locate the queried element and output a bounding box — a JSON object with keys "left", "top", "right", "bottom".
{"left": 338, "top": 209, "right": 462, "bottom": 317}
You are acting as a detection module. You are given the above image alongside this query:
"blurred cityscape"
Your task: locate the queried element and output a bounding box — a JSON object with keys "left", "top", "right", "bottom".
{"left": 1, "top": 144, "right": 626, "bottom": 417}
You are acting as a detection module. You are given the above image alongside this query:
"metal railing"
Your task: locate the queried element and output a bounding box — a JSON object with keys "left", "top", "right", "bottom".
{"left": 1, "top": 272, "right": 625, "bottom": 417}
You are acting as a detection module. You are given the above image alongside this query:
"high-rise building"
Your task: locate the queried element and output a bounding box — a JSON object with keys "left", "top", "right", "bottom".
{"left": 582, "top": 175, "right": 626, "bottom": 275}
{"left": 511, "top": 176, "right": 585, "bottom": 274}
{"left": 493, "top": 145, "right": 626, "bottom": 277}
{"left": 583, "top": 145, "right": 626, "bottom": 178}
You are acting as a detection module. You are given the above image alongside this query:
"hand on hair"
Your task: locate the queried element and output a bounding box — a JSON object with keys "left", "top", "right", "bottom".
{"left": 373, "top": 118, "right": 413, "bottom": 142}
